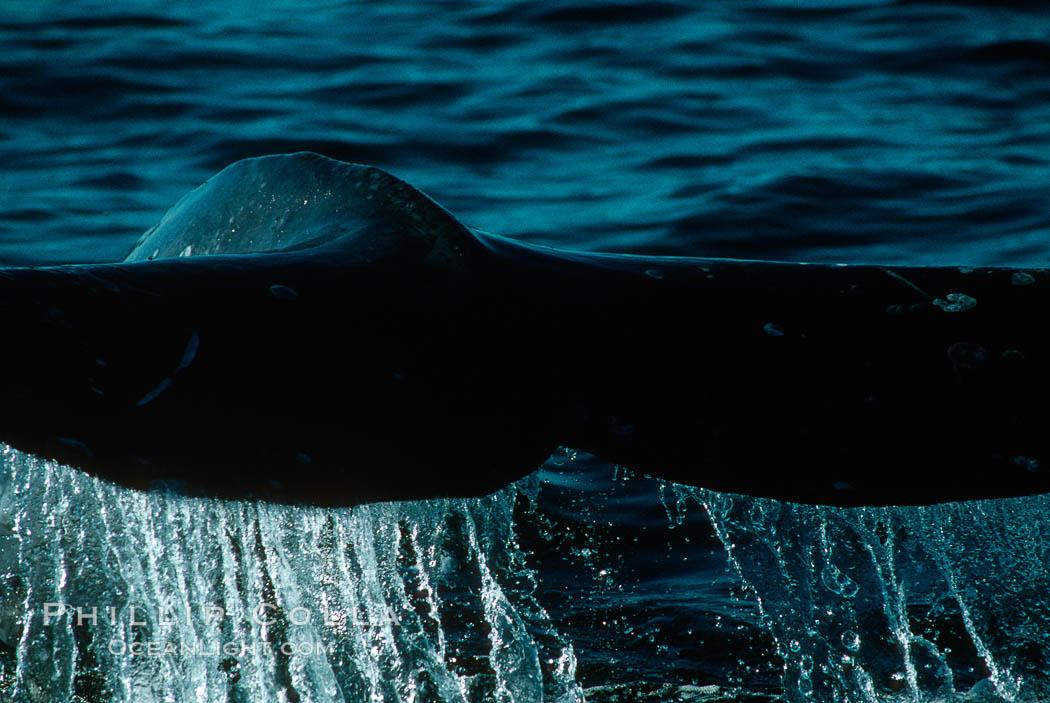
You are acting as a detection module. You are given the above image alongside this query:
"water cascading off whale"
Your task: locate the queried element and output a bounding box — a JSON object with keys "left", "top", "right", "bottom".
{"left": 1, "top": 151, "right": 1048, "bottom": 507}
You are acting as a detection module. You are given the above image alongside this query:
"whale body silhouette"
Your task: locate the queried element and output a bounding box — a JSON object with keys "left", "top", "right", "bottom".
{"left": 1, "top": 152, "right": 1048, "bottom": 506}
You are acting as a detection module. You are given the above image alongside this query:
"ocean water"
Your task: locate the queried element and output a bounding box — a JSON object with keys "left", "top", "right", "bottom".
{"left": 2, "top": 1, "right": 1050, "bottom": 701}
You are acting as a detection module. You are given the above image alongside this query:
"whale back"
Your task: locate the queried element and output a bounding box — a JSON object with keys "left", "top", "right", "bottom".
{"left": 125, "top": 151, "right": 480, "bottom": 269}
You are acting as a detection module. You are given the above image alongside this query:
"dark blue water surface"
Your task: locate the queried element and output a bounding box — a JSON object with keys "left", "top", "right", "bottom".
{"left": 3, "top": 1, "right": 1050, "bottom": 701}
{"left": 4, "top": 0, "right": 1050, "bottom": 268}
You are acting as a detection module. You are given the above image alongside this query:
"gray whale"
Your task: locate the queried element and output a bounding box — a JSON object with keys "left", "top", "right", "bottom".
{"left": 1, "top": 152, "right": 1048, "bottom": 506}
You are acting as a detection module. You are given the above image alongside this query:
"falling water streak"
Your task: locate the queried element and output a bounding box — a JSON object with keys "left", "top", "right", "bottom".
{"left": 347, "top": 507, "right": 404, "bottom": 701}
{"left": 399, "top": 513, "right": 470, "bottom": 703}
{"left": 921, "top": 505, "right": 1021, "bottom": 702}
{"left": 167, "top": 500, "right": 217, "bottom": 699}
{"left": 863, "top": 515, "right": 923, "bottom": 701}
{"left": 11, "top": 454, "right": 75, "bottom": 702}
{"left": 255, "top": 503, "right": 340, "bottom": 700}
{"left": 663, "top": 482, "right": 1050, "bottom": 703}
{"left": 497, "top": 483, "right": 583, "bottom": 703}
{"left": 460, "top": 500, "right": 541, "bottom": 703}
{"left": 405, "top": 522, "right": 449, "bottom": 666}
{"left": 0, "top": 446, "right": 582, "bottom": 703}
{"left": 330, "top": 514, "right": 385, "bottom": 699}
{"left": 90, "top": 479, "right": 132, "bottom": 700}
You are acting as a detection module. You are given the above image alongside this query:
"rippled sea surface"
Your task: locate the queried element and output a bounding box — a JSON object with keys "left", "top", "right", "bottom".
{"left": 3, "top": 1, "right": 1050, "bottom": 701}
{"left": 4, "top": 0, "right": 1050, "bottom": 268}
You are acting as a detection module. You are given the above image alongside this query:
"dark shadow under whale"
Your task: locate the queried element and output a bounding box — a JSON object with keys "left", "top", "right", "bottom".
{"left": 2, "top": 152, "right": 1049, "bottom": 507}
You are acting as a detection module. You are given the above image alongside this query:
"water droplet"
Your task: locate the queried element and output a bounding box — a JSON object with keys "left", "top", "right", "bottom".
{"left": 798, "top": 673, "right": 813, "bottom": 697}
{"left": 644, "top": 268, "right": 665, "bottom": 279}
{"left": 821, "top": 563, "right": 859, "bottom": 597}
{"left": 841, "top": 630, "right": 861, "bottom": 651}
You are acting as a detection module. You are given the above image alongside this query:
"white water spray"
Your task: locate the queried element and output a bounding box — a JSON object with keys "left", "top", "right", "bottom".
{"left": 0, "top": 446, "right": 582, "bottom": 703}
{"left": 660, "top": 483, "right": 1050, "bottom": 703}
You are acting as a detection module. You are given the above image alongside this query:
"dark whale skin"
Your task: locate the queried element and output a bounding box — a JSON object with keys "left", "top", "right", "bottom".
{"left": 0, "top": 152, "right": 1047, "bottom": 507}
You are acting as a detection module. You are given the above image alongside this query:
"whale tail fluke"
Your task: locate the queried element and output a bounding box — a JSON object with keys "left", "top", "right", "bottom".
{"left": 2, "top": 153, "right": 1049, "bottom": 507}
